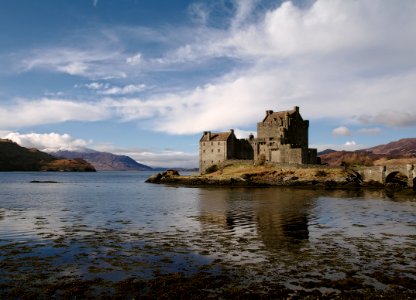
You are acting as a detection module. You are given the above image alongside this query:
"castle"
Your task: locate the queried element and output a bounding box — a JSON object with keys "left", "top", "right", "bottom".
{"left": 199, "top": 106, "right": 318, "bottom": 173}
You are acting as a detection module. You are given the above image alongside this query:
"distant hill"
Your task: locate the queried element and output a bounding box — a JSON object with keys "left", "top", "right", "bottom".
{"left": 319, "top": 138, "right": 416, "bottom": 166}
{"left": 0, "top": 139, "right": 95, "bottom": 171}
{"left": 317, "top": 149, "right": 337, "bottom": 156}
{"left": 367, "top": 138, "right": 416, "bottom": 156}
{"left": 52, "top": 150, "right": 153, "bottom": 171}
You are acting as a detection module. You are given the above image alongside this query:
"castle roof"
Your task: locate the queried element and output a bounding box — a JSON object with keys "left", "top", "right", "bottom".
{"left": 200, "top": 131, "right": 233, "bottom": 142}
{"left": 262, "top": 107, "right": 300, "bottom": 122}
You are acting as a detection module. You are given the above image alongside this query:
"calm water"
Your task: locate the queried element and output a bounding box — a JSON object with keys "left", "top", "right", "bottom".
{"left": 1, "top": 172, "right": 415, "bottom": 297}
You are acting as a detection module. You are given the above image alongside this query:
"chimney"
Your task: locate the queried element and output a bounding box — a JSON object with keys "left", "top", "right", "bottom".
{"left": 266, "top": 110, "right": 273, "bottom": 116}
{"left": 293, "top": 106, "right": 299, "bottom": 113}
{"left": 204, "top": 131, "right": 211, "bottom": 140}
{"left": 230, "top": 129, "right": 234, "bottom": 135}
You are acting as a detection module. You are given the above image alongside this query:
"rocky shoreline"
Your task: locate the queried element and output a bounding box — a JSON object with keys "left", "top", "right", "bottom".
{"left": 145, "top": 164, "right": 416, "bottom": 194}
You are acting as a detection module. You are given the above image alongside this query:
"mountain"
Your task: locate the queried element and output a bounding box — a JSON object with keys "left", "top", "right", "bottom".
{"left": 317, "top": 149, "right": 337, "bottom": 156}
{"left": 367, "top": 138, "right": 416, "bottom": 156}
{"left": 52, "top": 150, "right": 153, "bottom": 171}
{"left": 0, "top": 139, "right": 95, "bottom": 172}
{"left": 319, "top": 138, "right": 416, "bottom": 166}
{"left": 319, "top": 150, "right": 382, "bottom": 167}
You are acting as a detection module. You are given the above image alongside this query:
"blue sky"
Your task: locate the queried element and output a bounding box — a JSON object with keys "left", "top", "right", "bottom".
{"left": 1, "top": 0, "right": 416, "bottom": 168}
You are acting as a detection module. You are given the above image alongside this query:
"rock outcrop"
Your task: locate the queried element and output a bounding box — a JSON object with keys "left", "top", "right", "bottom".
{"left": 145, "top": 170, "right": 180, "bottom": 183}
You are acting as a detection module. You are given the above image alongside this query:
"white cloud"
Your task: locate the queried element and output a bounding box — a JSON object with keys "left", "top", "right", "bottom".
{"left": 83, "top": 82, "right": 148, "bottom": 95}
{"left": 358, "top": 111, "right": 416, "bottom": 127}
{"left": 0, "top": 98, "right": 110, "bottom": 128}
{"left": 5, "top": 0, "right": 416, "bottom": 135}
{"left": 0, "top": 130, "right": 11, "bottom": 137}
{"left": 234, "top": 129, "right": 256, "bottom": 139}
{"left": 188, "top": 2, "right": 210, "bottom": 26}
{"left": 107, "top": 0, "right": 416, "bottom": 134}
{"left": 57, "top": 62, "right": 88, "bottom": 76}
{"left": 357, "top": 127, "right": 381, "bottom": 135}
{"left": 85, "top": 82, "right": 109, "bottom": 90}
{"left": 21, "top": 47, "right": 126, "bottom": 79}
{"left": 126, "top": 53, "right": 142, "bottom": 65}
{"left": 332, "top": 126, "right": 351, "bottom": 137}
{"left": 3, "top": 132, "right": 91, "bottom": 152}
{"left": 101, "top": 84, "right": 148, "bottom": 95}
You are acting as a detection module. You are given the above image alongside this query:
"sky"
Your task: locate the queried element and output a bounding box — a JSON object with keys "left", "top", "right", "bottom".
{"left": 1, "top": 0, "right": 416, "bottom": 168}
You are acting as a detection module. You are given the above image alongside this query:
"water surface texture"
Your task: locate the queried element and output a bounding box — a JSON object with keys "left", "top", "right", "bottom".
{"left": 1, "top": 172, "right": 415, "bottom": 298}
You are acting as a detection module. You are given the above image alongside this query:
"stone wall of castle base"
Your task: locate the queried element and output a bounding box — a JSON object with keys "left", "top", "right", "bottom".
{"left": 270, "top": 146, "right": 317, "bottom": 165}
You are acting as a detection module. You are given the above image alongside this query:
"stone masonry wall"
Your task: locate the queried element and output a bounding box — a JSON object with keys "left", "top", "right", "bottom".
{"left": 200, "top": 140, "right": 228, "bottom": 173}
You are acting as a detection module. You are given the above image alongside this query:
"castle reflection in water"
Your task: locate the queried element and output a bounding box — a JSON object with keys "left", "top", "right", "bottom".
{"left": 195, "top": 188, "right": 320, "bottom": 251}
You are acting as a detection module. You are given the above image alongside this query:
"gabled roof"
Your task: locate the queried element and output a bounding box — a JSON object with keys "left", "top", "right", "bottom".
{"left": 200, "top": 132, "right": 233, "bottom": 142}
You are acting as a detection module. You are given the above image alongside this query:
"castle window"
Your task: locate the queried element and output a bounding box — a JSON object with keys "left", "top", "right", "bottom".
{"left": 211, "top": 149, "right": 214, "bottom": 153}
{"left": 218, "top": 149, "right": 220, "bottom": 153}
{"left": 211, "top": 142, "right": 213, "bottom": 146}
{"left": 218, "top": 142, "right": 220, "bottom": 145}
{"left": 203, "top": 150, "right": 205, "bottom": 153}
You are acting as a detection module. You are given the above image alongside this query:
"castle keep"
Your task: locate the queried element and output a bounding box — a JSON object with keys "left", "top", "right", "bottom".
{"left": 199, "top": 106, "right": 318, "bottom": 173}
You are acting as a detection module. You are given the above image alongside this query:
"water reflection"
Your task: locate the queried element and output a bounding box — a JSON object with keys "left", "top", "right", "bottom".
{"left": 1, "top": 172, "right": 415, "bottom": 297}
{"left": 197, "top": 188, "right": 319, "bottom": 250}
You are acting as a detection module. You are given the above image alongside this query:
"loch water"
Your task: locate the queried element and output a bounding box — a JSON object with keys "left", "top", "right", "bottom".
{"left": 1, "top": 171, "right": 415, "bottom": 298}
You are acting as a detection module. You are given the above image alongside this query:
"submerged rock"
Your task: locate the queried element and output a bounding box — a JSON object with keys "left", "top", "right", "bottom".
{"left": 30, "top": 180, "right": 59, "bottom": 183}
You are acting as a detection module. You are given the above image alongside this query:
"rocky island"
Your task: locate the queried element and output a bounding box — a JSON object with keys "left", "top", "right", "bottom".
{"left": 146, "top": 161, "right": 416, "bottom": 193}
{"left": 146, "top": 162, "right": 362, "bottom": 187}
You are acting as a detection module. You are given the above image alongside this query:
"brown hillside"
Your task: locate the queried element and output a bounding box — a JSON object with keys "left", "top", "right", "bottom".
{"left": 319, "top": 150, "right": 383, "bottom": 167}
{"left": 0, "top": 139, "right": 95, "bottom": 172}
{"left": 42, "top": 159, "right": 96, "bottom": 172}
{"left": 319, "top": 138, "right": 416, "bottom": 167}
{"left": 368, "top": 138, "right": 416, "bottom": 156}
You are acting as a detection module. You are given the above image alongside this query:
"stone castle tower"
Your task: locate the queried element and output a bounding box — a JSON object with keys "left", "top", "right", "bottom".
{"left": 199, "top": 106, "right": 317, "bottom": 174}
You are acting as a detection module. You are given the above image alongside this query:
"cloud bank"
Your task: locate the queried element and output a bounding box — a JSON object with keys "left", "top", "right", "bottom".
{"left": 0, "top": 99, "right": 109, "bottom": 128}
{"left": 3, "top": 132, "right": 91, "bottom": 152}
{"left": 2, "top": 0, "right": 416, "bottom": 135}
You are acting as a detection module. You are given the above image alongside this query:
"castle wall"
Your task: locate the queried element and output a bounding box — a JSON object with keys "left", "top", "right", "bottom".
{"left": 307, "top": 148, "right": 318, "bottom": 164}
{"left": 236, "top": 139, "right": 254, "bottom": 159}
{"left": 287, "top": 119, "right": 308, "bottom": 148}
{"left": 200, "top": 140, "right": 227, "bottom": 173}
{"left": 269, "top": 146, "right": 317, "bottom": 164}
{"left": 257, "top": 121, "right": 284, "bottom": 141}
{"left": 270, "top": 146, "right": 303, "bottom": 164}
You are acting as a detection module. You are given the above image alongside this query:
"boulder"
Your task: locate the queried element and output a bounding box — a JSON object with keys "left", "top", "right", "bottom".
{"left": 145, "top": 170, "right": 180, "bottom": 183}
